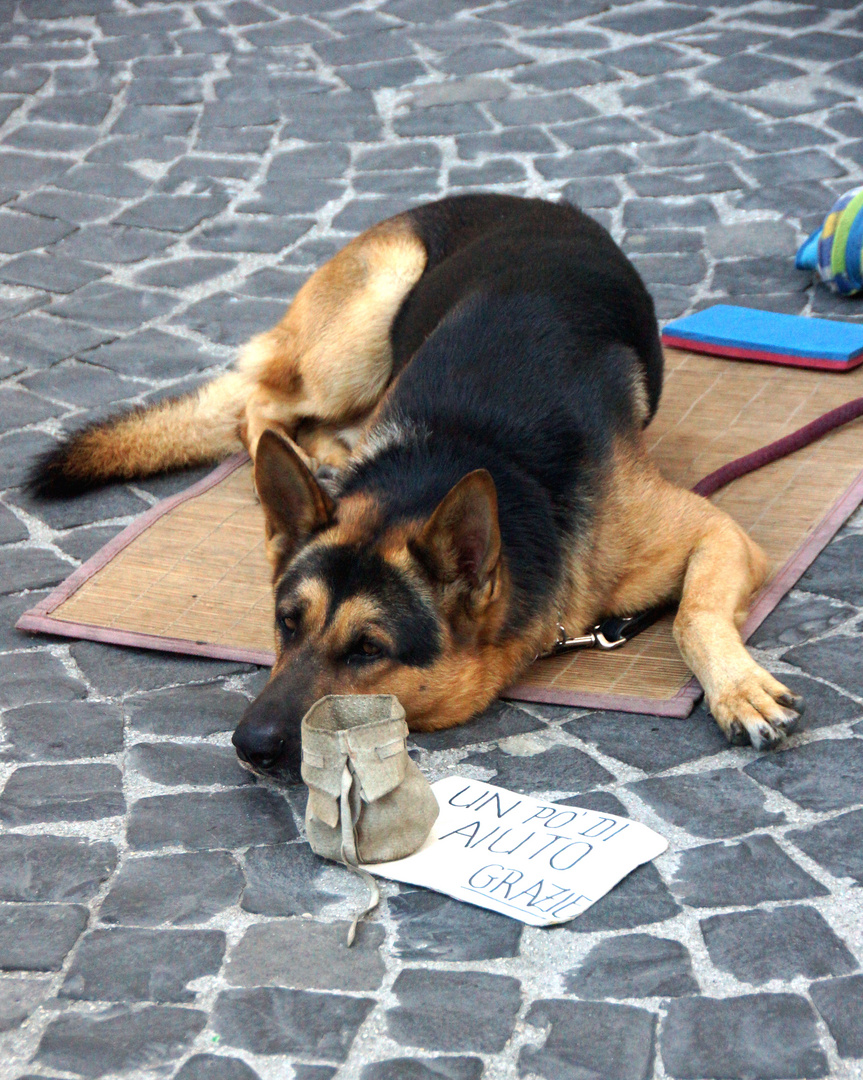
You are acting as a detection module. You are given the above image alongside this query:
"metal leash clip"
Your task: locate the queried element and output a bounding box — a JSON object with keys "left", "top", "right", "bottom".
{"left": 593, "top": 614, "right": 646, "bottom": 650}
{"left": 538, "top": 611, "right": 662, "bottom": 660}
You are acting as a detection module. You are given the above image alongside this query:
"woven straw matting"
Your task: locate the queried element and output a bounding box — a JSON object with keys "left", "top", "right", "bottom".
{"left": 19, "top": 348, "right": 863, "bottom": 716}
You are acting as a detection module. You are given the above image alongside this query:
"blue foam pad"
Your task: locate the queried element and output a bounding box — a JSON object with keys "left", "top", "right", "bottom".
{"left": 662, "top": 305, "right": 863, "bottom": 371}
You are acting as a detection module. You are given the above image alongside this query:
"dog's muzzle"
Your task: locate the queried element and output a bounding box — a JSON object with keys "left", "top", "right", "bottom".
{"left": 232, "top": 675, "right": 306, "bottom": 780}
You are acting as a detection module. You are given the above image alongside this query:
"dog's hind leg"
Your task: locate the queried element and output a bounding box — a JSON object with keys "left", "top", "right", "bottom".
{"left": 28, "top": 217, "right": 426, "bottom": 497}
{"left": 237, "top": 215, "right": 428, "bottom": 467}
{"left": 596, "top": 445, "right": 802, "bottom": 749}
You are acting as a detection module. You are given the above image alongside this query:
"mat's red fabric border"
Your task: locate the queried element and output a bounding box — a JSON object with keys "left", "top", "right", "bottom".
{"left": 16, "top": 458, "right": 863, "bottom": 718}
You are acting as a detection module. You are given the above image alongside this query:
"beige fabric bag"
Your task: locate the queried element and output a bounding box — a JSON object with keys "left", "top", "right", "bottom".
{"left": 301, "top": 694, "right": 439, "bottom": 942}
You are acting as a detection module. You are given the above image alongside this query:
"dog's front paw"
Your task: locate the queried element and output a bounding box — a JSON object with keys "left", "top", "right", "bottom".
{"left": 708, "top": 667, "right": 803, "bottom": 750}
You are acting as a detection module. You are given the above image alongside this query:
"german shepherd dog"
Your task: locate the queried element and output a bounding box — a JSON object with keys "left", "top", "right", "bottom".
{"left": 32, "top": 194, "right": 802, "bottom": 777}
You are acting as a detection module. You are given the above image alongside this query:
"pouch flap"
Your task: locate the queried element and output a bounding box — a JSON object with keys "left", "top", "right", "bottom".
{"left": 300, "top": 730, "right": 347, "bottom": 800}
{"left": 306, "top": 787, "right": 340, "bottom": 830}
{"left": 345, "top": 717, "right": 409, "bottom": 802}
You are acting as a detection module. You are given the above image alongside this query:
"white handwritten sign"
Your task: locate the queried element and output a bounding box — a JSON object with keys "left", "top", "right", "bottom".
{"left": 363, "top": 776, "right": 668, "bottom": 926}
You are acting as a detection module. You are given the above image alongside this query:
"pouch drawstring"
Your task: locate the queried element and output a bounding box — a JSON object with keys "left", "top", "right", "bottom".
{"left": 338, "top": 762, "right": 380, "bottom": 947}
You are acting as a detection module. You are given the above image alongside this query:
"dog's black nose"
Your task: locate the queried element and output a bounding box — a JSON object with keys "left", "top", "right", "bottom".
{"left": 233, "top": 732, "right": 286, "bottom": 771}
{"left": 232, "top": 703, "right": 289, "bottom": 771}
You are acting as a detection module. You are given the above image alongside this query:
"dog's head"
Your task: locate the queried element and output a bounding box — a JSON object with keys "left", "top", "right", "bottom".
{"left": 232, "top": 429, "right": 510, "bottom": 780}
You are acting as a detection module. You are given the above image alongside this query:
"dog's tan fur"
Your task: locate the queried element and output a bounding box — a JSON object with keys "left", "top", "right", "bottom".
{"left": 60, "top": 215, "right": 426, "bottom": 489}
{"left": 239, "top": 215, "right": 427, "bottom": 469}
{"left": 244, "top": 218, "right": 798, "bottom": 748}
{"left": 54, "top": 210, "right": 799, "bottom": 748}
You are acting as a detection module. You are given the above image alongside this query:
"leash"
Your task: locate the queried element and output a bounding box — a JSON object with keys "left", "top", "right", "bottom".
{"left": 541, "top": 395, "right": 863, "bottom": 660}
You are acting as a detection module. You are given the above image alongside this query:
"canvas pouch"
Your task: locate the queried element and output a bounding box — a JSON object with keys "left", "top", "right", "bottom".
{"left": 301, "top": 694, "right": 439, "bottom": 940}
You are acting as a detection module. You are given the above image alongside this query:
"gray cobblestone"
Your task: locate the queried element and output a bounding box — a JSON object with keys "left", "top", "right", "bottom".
{"left": 731, "top": 121, "right": 835, "bottom": 154}
{"left": 240, "top": 842, "right": 339, "bottom": 917}
{"left": 0, "top": 834, "right": 117, "bottom": 902}
{"left": 1, "top": 700, "right": 124, "bottom": 762}
{"left": 0, "top": 651, "right": 85, "bottom": 707}
{"left": 70, "top": 641, "right": 249, "bottom": 696}
{"left": 811, "top": 976, "right": 863, "bottom": 1060}
{"left": 135, "top": 256, "right": 238, "bottom": 289}
{"left": 82, "top": 327, "right": 214, "bottom": 379}
{"left": 53, "top": 524, "right": 121, "bottom": 565}
{"left": 0, "top": 253, "right": 107, "bottom": 293}
{"left": 388, "top": 970, "right": 521, "bottom": 1053}
{"left": 540, "top": 147, "right": 639, "bottom": 180}
{"left": 789, "top": 809, "right": 863, "bottom": 885}
{"left": 191, "top": 219, "right": 312, "bottom": 255}
{"left": 0, "top": 903, "right": 88, "bottom": 972}
{"left": 125, "top": 681, "right": 252, "bottom": 737}
{"left": 20, "top": 361, "right": 139, "bottom": 409}
{"left": 99, "top": 851, "right": 242, "bottom": 928}
{"left": 390, "top": 887, "right": 523, "bottom": 961}
{"left": 520, "top": 999, "right": 657, "bottom": 1080}
{"left": 214, "top": 988, "right": 375, "bottom": 1061}
{"left": 671, "top": 834, "right": 829, "bottom": 908}
{"left": 175, "top": 293, "right": 290, "bottom": 347}
{"left": 746, "top": 738, "right": 863, "bottom": 811}
{"left": 226, "top": 919, "right": 386, "bottom": 991}
{"left": 661, "top": 995, "right": 828, "bottom": 1079}
{"left": 461, "top": 743, "right": 614, "bottom": 794}
{"left": 0, "top": 211, "right": 76, "bottom": 255}
{"left": 60, "top": 927, "right": 226, "bottom": 1003}
{"left": 564, "top": 708, "right": 726, "bottom": 772}
{"left": 565, "top": 934, "right": 698, "bottom": 999}
{"left": 127, "top": 787, "right": 297, "bottom": 851}
{"left": 630, "top": 769, "right": 785, "bottom": 838}
{"left": 0, "top": 505, "right": 27, "bottom": 545}
{"left": 128, "top": 741, "right": 252, "bottom": 788}
{"left": 0, "top": 548, "right": 71, "bottom": 595}
{"left": 47, "top": 281, "right": 177, "bottom": 330}
{"left": 797, "top": 533, "right": 863, "bottom": 605}
{"left": 53, "top": 223, "right": 178, "bottom": 265}
{"left": 0, "top": 979, "right": 51, "bottom": 1035}
{"left": 701, "top": 905, "right": 858, "bottom": 984}
{"left": 9, "top": 483, "right": 148, "bottom": 529}
{"left": 15, "top": 188, "right": 123, "bottom": 224}
{"left": 0, "top": 314, "right": 115, "bottom": 368}
{"left": 361, "top": 1060, "right": 480, "bottom": 1080}
{"left": 0, "top": 763, "right": 125, "bottom": 824}
{"left": 35, "top": 1005, "right": 208, "bottom": 1077}
{"left": 175, "top": 1057, "right": 262, "bottom": 1080}
{"left": 564, "top": 861, "right": 682, "bottom": 933}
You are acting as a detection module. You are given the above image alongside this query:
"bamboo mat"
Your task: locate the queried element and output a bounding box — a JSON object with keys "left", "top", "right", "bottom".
{"left": 19, "top": 348, "right": 863, "bottom": 717}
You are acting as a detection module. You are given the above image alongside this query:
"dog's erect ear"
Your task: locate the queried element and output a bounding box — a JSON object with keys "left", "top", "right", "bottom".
{"left": 416, "top": 469, "right": 501, "bottom": 589}
{"left": 254, "top": 429, "right": 335, "bottom": 563}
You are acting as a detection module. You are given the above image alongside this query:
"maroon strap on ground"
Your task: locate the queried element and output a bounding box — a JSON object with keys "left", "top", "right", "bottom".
{"left": 692, "top": 396, "right": 863, "bottom": 499}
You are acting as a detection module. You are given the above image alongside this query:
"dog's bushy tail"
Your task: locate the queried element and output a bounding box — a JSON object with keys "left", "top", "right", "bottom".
{"left": 28, "top": 371, "right": 249, "bottom": 498}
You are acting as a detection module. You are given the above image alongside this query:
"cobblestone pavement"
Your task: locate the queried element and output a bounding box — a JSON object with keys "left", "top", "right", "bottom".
{"left": 1, "top": 0, "right": 863, "bottom": 1077}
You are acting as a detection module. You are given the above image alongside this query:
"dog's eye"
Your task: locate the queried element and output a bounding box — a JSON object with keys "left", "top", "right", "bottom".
{"left": 280, "top": 615, "right": 299, "bottom": 641}
{"left": 346, "top": 638, "right": 384, "bottom": 664}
